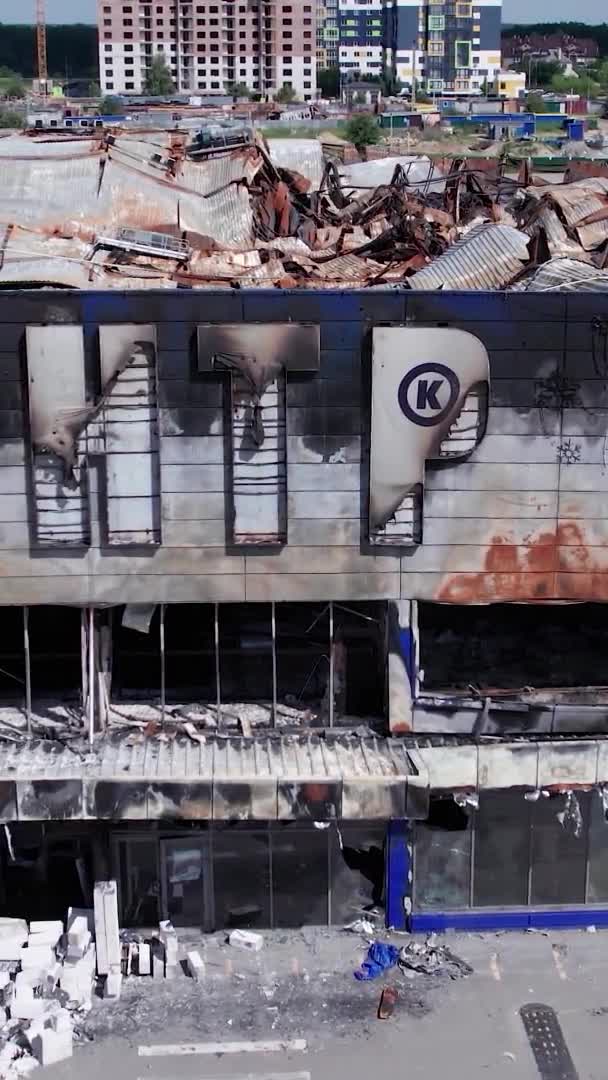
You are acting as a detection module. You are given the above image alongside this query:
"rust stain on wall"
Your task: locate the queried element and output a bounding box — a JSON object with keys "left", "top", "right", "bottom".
{"left": 436, "top": 523, "right": 608, "bottom": 603}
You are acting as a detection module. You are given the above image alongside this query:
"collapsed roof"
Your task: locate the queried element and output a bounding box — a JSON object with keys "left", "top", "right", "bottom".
{"left": 0, "top": 128, "right": 607, "bottom": 291}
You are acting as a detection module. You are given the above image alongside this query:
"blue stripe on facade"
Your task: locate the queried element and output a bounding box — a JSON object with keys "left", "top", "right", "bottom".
{"left": 479, "top": 7, "right": 501, "bottom": 51}
{"left": 411, "top": 909, "right": 608, "bottom": 932}
{"left": 399, "top": 626, "right": 416, "bottom": 695}
{"left": 385, "top": 819, "right": 410, "bottom": 930}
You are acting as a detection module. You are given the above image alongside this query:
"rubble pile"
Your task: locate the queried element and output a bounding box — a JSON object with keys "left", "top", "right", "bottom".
{"left": 1, "top": 126, "right": 608, "bottom": 290}
{"left": 398, "top": 936, "right": 473, "bottom": 980}
{"left": 0, "top": 884, "right": 192, "bottom": 1079}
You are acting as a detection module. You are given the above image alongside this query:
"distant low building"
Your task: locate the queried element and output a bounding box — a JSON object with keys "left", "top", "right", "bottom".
{"left": 490, "top": 69, "right": 526, "bottom": 99}
{"left": 502, "top": 33, "right": 600, "bottom": 67}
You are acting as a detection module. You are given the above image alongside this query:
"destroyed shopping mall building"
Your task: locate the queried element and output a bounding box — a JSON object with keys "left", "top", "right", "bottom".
{"left": 2, "top": 133, "right": 608, "bottom": 932}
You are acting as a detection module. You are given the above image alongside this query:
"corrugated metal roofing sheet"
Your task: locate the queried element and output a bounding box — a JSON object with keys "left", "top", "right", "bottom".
{"left": 268, "top": 138, "right": 325, "bottom": 190}
{"left": 408, "top": 223, "right": 531, "bottom": 291}
{"left": 340, "top": 155, "right": 445, "bottom": 195}
{"left": 0, "top": 733, "right": 413, "bottom": 781}
{"left": 516, "top": 257, "right": 608, "bottom": 293}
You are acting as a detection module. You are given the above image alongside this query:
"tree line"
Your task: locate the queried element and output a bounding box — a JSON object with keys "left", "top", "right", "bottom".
{"left": 503, "top": 21, "right": 608, "bottom": 57}
{"left": 0, "top": 23, "right": 98, "bottom": 81}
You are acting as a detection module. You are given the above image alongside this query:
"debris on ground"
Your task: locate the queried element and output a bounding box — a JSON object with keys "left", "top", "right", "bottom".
{"left": 377, "top": 986, "right": 398, "bottom": 1019}
{"left": 354, "top": 942, "right": 400, "bottom": 981}
{"left": 0, "top": 128, "right": 607, "bottom": 292}
{"left": 398, "top": 937, "right": 473, "bottom": 980}
{"left": 228, "top": 930, "right": 264, "bottom": 953}
{"left": 344, "top": 919, "right": 375, "bottom": 937}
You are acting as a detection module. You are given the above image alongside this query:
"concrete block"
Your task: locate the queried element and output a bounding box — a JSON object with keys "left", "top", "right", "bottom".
{"left": 94, "top": 881, "right": 120, "bottom": 976}
{"left": 152, "top": 944, "right": 165, "bottom": 979}
{"left": 45, "top": 963, "right": 62, "bottom": 992}
{"left": 12, "top": 986, "right": 46, "bottom": 1021}
{"left": 137, "top": 943, "right": 150, "bottom": 976}
{"left": 29, "top": 921, "right": 63, "bottom": 939}
{"left": 51, "top": 1009, "right": 72, "bottom": 1034}
{"left": 0, "top": 935, "right": 28, "bottom": 962}
{"left": 28, "top": 928, "right": 62, "bottom": 948}
{"left": 32, "top": 1028, "right": 73, "bottom": 1067}
{"left": 67, "top": 908, "right": 95, "bottom": 936}
{"left": 15, "top": 970, "right": 43, "bottom": 991}
{"left": 228, "top": 929, "right": 264, "bottom": 953}
{"left": 1, "top": 980, "right": 14, "bottom": 1008}
{"left": 67, "top": 916, "right": 88, "bottom": 946}
{"left": 164, "top": 963, "right": 178, "bottom": 981}
{"left": 20, "top": 945, "right": 54, "bottom": 970}
{"left": 104, "top": 972, "right": 122, "bottom": 999}
{"left": 186, "top": 951, "right": 205, "bottom": 982}
{"left": 0, "top": 970, "right": 11, "bottom": 989}
{"left": 66, "top": 931, "right": 91, "bottom": 960}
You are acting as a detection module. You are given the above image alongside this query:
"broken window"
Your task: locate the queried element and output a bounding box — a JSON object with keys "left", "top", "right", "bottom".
{"left": 586, "top": 790, "right": 608, "bottom": 903}
{"left": 163, "top": 605, "right": 216, "bottom": 703}
{"left": 219, "top": 604, "right": 273, "bottom": 704}
{"left": 0, "top": 608, "right": 26, "bottom": 705}
{"left": 28, "top": 607, "right": 82, "bottom": 703}
{"left": 329, "top": 823, "right": 386, "bottom": 923}
{"left": 414, "top": 797, "right": 472, "bottom": 909}
{"left": 272, "top": 824, "right": 329, "bottom": 927}
{"left": 530, "top": 792, "right": 589, "bottom": 905}
{"left": 419, "top": 603, "right": 608, "bottom": 693}
{"left": 276, "top": 603, "right": 329, "bottom": 722}
{"left": 112, "top": 606, "right": 161, "bottom": 701}
{"left": 473, "top": 791, "right": 530, "bottom": 907}
{"left": 115, "top": 834, "right": 160, "bottom": 926}
{"left": 212, "top": 825, "right": 271, "bottom": 928}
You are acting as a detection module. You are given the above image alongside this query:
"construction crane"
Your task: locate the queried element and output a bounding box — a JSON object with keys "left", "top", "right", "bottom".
{"left": 35, "top": 0, "right": 48, "bottom": 96}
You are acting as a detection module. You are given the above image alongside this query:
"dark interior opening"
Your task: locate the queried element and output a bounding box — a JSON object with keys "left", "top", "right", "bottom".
{"left": 0, "top": 607, "right": 25, "bottom": 704}
{"left": 276, "top": 602, "right": 329, "bottom": 709}
{"left": 219, "top": 603, "right": 273, "bottom": 702}
{"left": 164, "top": 604, "right": 216, "bottom": 702}
{"left": 112, "top": 606, "right": 161, "bottom": 699}
{"left": 28, "top": 606, "right": 81, "bottom": 701}
{"left": 419, "top": 601, "right": 608, "bottom": 691}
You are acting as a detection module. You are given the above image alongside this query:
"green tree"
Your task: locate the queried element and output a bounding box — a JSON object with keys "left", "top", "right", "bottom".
{"left": 353, "top": 90, "right": 367, "bottom": 105}
{"left": 143, "top": 54, "right": 175, "bottom": 95}
{"left": 275, "top": 84, "right": 297, "bottom": 103}
{"left": 526, "top": 92, "right": 547, "bottom": 112}
{"left": 4, "top": 75, "right": 25, "bottom": 99}
{"left": 0, "top": 108, "right": 22, "bottom": 127}
{"left": 551, "top": 72, "right": 600, "bottom": 95}
{"left": 88, "top": 81, "right": 101, "bottom": 97}
{"left": 317, "top": 66, "right": 340, "bottom": 98}
{"left": 228, "top": 81, "right": 250, "bottom": 100}
{"left": 381, "top": 69, "right": 402, "bottom": 96}
{"left": 514, "top": 58, "right": 561, "bottom": 89}
{"left": 344, "top": 112, "right": 381, "bottom": 153}
{"left": 100, "top": 95, "right": 122, "bottom": 115}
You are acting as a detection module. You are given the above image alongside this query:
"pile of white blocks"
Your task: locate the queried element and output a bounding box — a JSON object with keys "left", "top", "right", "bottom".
{"left": 0, "top": 883, "right": 123, "bottom": 1077}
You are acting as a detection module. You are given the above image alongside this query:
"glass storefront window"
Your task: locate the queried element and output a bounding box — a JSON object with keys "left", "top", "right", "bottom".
{"left": 213, "top": 826, "right": 271, "bottom": 929}
{"left": 415, "top": 799, "right": 471, "bottom": 909}
{"left": 272, "top": 825, "right": 329, "bottom": 927}
{"left": 474, "top": 792, "right": 530, "bottom": 907}
{"left": 587, "top": 790, "right": 608, "bottom": 903}
{"left": 530, "top": 792, "right": 589, "bottom": 906}
{"left": 329, "top": 824, "right": 386, "bottom": 924}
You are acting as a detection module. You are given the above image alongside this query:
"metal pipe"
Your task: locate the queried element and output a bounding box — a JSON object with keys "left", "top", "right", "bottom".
{"left": 160, "top": 602, "right": 166, "bottom": 725}
{"left": 271, "top": 602, "right": 277, "bottom": 729}
{"left": 214, "top": 602, "right": 221, "bottom": 727}
{"left": 88, "top": 607, "right": 94, "bottom": 747}
{"left": 329, "top": 601, "right": 334, "bottom": 729}
{"left": 23, "top": 607, "right": 31, "bottom": 738}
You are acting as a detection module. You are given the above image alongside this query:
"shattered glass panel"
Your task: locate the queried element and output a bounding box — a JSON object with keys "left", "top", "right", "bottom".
{"left": 415, "top": 799, "right": 472, "bottom": 910}
{"left": 213, "top": 826, "right": 271, "bottom": 930}
{"left": 272, "top": 825, "right": 329, "bottom": 927}
{"left": 117, "top": 837, "right": 160, "bottom": 927}
{"left": 530, "top": 792, "right": 590, "bottom": 905}
{"left": 586, "top": 789, "right": 608, "bottom": 902}
{"left": 329, "top": 823, "right": 386, "bottom": 924}
{"left": 473, "top": 791, "right": 530, "bottom": 906}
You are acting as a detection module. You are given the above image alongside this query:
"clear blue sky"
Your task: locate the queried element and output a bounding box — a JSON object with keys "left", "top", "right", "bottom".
{"left": 0, "top": 0, "right": 605, "bottom": 26}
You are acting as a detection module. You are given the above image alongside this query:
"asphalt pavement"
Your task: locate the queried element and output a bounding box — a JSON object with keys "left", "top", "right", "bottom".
{"left": 35, "top": 928, "right": 608, "bottom": 1080}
